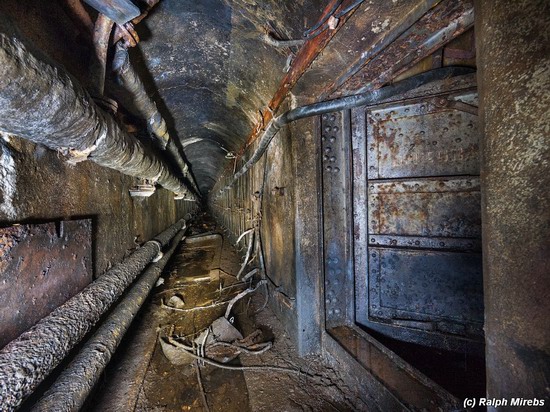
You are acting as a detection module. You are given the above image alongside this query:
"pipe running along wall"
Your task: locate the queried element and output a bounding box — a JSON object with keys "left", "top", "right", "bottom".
{"left": 112, "top": 46, "right": 201, "bottom": 197}
{"left": 0, "top": 34, "right": 196, "bottom": 200}
{"left": 0, "top": 219, "right": 186, "bottom": 410}
{"left": 217, "top": 66, "right": 474, "bottom": 196}
{"left": 31, "top": 228, "right": 187, "bottom": 412}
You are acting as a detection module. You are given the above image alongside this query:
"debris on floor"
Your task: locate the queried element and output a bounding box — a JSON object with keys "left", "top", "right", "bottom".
{"left": 90, "top": 216, "right": 366, "bottom": 411}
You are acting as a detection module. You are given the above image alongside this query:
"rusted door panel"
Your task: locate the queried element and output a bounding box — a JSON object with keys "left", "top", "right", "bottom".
{"left": 368, "top": 178, "right": 481, "bottom": 238}
{"left": 356, "top": 88, "right": 482, "bottom": 350}
{"left": 368, "top": 248, "right": 483, "bottom": 334}
{"left": 367, "top": 92, "right": 479, "bottom": 180}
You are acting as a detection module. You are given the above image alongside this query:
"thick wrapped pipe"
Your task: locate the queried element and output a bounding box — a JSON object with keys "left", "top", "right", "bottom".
{"left": 218, "top": 66, "right": 474, "bottom": 196}
{"left": 32, "top": 228, "right": 187, "bottom": 412}
{"left": 0, "top": 34, "right": 195, "bottom": 200}
{"left": 0, "top": 219, "right": 186, "bottom": 411}
{"left": 112, "top": 46, "right": 201, "bottom": 197}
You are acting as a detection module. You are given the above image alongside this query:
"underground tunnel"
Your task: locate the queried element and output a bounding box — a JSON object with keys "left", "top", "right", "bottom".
{"left": 0, "top": 0, "right": 549, "bottom": 411}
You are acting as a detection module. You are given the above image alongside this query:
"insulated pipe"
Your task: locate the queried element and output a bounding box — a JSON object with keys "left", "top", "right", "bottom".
{"left": 32, "top": 228, "right": 187, "bottom": 412}
{"left": 0, "top": 219, "right": 186, "bottom": 410}
{"left": 0, "top": 34, "right": 195, "bottom": 200}
{"left": 112, "top": 46, "right": 201, "bottom": 197}
{"left": 217, "top": 66, "right": 474, "bottom": 196}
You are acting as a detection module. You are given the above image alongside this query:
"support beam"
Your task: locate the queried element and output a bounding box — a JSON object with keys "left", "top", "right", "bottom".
{"left": 476, "top": 0, "right": 550, "bottom": 405}
{"left": 0, "top": 34, "right": 195, "bottom": 200}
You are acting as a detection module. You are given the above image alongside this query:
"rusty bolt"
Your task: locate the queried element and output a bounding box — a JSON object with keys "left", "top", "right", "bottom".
{"left": 436, "top": 97, "right": 449, "bottom": 107}
{"left": 271, "top": 186, "right": 285, "bottom": 196}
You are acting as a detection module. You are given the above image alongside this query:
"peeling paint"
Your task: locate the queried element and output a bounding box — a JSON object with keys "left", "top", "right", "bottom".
{"left": 0, "top": 139, "right": 17, "bottom": 220}
{"left": 372, "top": 18, "right": 391, "bottom": 34}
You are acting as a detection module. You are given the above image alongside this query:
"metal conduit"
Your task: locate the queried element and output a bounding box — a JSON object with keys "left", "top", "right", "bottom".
{"left": 0, "top": 219, "right": 186, "bottom": 410}
{"left": 217, "top": 66, "right": 474, "bottom": 196}
{"left": 32, "top": 228, "right": 187, "bottom": 412}
{"left": 90, "top": 14, "right": 114, "bottom": 97}
{"left": 0, "top": 34, "right": 196, "bottom": 201}
{"left": 112, "top": 46, "right": 201, "bottom": 197}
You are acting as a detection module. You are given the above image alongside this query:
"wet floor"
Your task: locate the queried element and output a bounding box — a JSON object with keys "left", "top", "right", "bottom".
{"left": 89, "top": 215, "right": 364, "bottom": 411}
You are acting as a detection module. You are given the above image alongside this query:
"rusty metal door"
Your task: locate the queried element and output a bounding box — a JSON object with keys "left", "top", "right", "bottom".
{"left": 353, "top": 83, "right": 483, "bottom": 351}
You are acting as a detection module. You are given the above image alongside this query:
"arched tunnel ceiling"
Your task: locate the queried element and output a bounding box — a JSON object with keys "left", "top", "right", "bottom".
{"left": 133, "top": 0, "right": 324, "bottom": 195}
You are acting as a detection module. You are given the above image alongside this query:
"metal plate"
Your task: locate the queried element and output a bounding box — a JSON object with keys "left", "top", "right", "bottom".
{"left": 321, "top": 110, "right": 354, "bottom": 327}
{"left": 83, "top": 0, "right": 140, "bottom": 25}
{"left": 368, "top": 248, "right": 483, "bottom": 335}
{"left": 0, "top": 220, "right": 92, "bottom": 348}
{"left": 368, "top": 178, "right": 481, "bottom": 239}
{"left": 367, "top": 92, "right": 479, "bottom": 180}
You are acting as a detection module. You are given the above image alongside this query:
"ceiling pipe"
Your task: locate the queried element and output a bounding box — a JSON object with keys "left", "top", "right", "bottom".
{"left": 31, "top": 227, "right": 187, "bottom": 412}
{"left": 90, "top": 13, "right": 114, "bottom": 97}
{"left": 0, "top": 34, "right": 196, "bottom": 200}
{"left": 112, "top": 45, "right": 202, "bottom": 198}
{"left": 113, "top": 0, "right": 160, "bottom": 47}
{"left": 216, "top": 66, "right": 474, "bottom": 198}
{"left": 58, "top": 0, "right": 95, "bottom": 40}
{"left": 0, "top": 219, "right": 186, "bottom": 410}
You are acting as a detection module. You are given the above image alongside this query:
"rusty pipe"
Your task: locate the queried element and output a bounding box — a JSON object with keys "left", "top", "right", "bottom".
{"left": 0, "top": 34, "right": 195, "bottom": 200}
{"left": 59, "top": 0, "right": 94, "bottom": 39}
{"left": 112, "top": 0, "right": 160, "bottom": 46}
{"left": 112, "top": 45, "right": 201, "bottom": 198}
{"left": 0, "top": 219, "right": 186, "bottom": 410}
{"left": 90, "top": 14, "right": 114, "bottom": 96}
{"left": 31, "top": 227, "right": 187, "bottom": 412}
{"left": 217, "top": 67, "right": 475, "bottom": 196}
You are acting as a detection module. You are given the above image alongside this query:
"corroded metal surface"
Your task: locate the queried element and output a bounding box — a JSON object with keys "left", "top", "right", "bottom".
{"left": 368, "top": 178, "right": 481, "bottom": 238}
{"left": 328, "top": 326, "right": 460, "bottom": 411}
{"left": 0, "top": 220, "right": 92, "bottom": 349}
{"left": 369, "top": 248, "right": 483, "bottom": 332}
{"left": 293, "top": 0, "right": 440, "bottom": 100}
{"left": 90, "top": 13, "right": 114, "bottom": 96}
{"left": 366, "top": 91, "right": 479, "bottom": 179}
{"left": 320, "top": 110, "right": 354, "bottom": 328}
{"left": 331, "top": 0, "right": 474, "bottom": 99}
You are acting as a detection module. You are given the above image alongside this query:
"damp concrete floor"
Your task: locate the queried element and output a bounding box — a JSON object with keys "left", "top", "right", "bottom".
{"left": 89, "top": 215, "right": 366, "bottom": 412}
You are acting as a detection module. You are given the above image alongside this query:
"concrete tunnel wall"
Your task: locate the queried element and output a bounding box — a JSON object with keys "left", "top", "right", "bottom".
{"left": 208, "top": 105, "right": 323, "bottom": 356}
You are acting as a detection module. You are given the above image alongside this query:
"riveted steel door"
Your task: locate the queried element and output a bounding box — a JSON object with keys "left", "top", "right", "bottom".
{"left": 354, "top": 82, "right": 483, "bottom": 351}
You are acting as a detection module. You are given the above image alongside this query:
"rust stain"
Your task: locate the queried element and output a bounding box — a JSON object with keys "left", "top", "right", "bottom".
{"left": 216, "top": 0, "right": 359, "bottom": 182}
{"left": 331, "top": 0, "right": 474, "bottom": 99}
{"left": 236, "top": 0, "right": 358, "bottom": 154}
